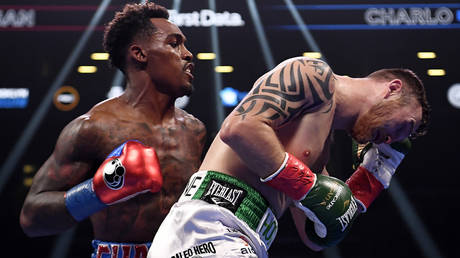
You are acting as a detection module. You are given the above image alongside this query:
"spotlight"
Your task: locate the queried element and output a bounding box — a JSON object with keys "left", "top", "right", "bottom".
{"left": 417, "top": 52, "right": 436, "bottom": 59}
{"left": 427, "top": 69, "right": 445, "bottom": 76}
{"left": 78, "top": 66, "right": 97, "bottom": 73}
{"left": 220, "top": 87, "right": 239, "bottom": 107}
{"left": 219, "top": 87, "right": 248, "bottom": 107}
{"left": 447, "top": 83, "right": 460, "bottom": 109}
{"left": 303, "top": 52, "right": 322, "bottom": 59}
{"left": 215, "top": 66, "right": 234, "bottom": 73}
{"left": 197, "top": 53, "right": 216, "bottom": 60}
{"left": 91, "top": 52, "right": 109, "bottom": 60}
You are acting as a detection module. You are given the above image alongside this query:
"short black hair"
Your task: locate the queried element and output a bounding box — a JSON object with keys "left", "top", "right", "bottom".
{"left": 103, "top": 2, "right": 169, "bottom": 72}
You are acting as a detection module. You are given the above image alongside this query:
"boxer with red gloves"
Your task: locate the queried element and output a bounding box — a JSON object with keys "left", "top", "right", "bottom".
{"left": 262, "top": 152, "right": 359, "bottom": 247}
{"left": 65, "top": 140, "right": 163, "bottom": 221}
{"left": 20, "top": 3, "right": 206, "bottom": 258}
{"left": 150, "top": 56, "right": 429, "bottom": 257}
{"left": 346, "top": 139, "right": 411, "bottom": 212}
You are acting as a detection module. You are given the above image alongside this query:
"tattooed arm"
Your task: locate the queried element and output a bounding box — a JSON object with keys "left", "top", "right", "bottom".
{"left": 220, "top": 57, "right": 336, "bottom": 178}
{"left": 20, "top": 116, "right": 98, "bottom": 236}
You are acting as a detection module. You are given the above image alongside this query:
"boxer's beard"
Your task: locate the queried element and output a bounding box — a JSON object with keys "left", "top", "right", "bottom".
{"left": 351, "top": 99, "right": 402, "bottom": 143}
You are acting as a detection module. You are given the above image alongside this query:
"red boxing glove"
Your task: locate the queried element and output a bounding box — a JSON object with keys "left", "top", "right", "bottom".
{"left": 93, "top": 140, "right": 163, "bottom": 204}
{"left": 65, "top": 140, "right": 162, "bottom": 221}
{"left": 261, "top": 152, "right": 316, "bottom": 201}
{"left": 346, "top": 140, "right": 409, "bottom": 212}
{"left": 262, "top": 153, "right": 359, "bottom": 248}
{"left": 345, "top": 166, "right": 383, "bottom": 212}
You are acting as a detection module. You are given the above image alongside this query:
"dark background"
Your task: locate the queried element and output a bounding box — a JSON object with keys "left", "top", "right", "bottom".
{"left": 1, "top": 0, "right": 458, "bottom": 257}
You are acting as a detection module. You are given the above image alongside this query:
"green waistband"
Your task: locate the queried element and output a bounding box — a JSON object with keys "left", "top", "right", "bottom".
{"left": 189, "top": 171, "right": 270, "bottom": 232}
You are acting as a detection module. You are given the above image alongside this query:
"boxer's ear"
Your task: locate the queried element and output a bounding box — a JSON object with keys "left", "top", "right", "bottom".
{"left": 384, "top": 79, "right": 402, "bottom": 98}
{"left": 128, "top": 44, "right": 147, "bottom": 64}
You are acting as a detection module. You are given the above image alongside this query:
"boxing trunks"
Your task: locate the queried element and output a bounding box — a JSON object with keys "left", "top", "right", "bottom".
{"left": 148, "top": 171, "right": 278, "bottom": 258}
{"left": 92, "top": 240, "right": 150, "bottom": 258}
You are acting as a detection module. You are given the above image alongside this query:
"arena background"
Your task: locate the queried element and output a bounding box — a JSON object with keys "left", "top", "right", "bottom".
{"left": 1, "top": 0, "right": 459, "bottom": 257}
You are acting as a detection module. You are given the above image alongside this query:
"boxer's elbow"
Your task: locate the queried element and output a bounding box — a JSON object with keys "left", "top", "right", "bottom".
{"left": 20, "top": 202, "right": 53, "bottom": 237}
{"left": 220, "top": 118, "right": 247, "bottom": 146}
{"left": 20, "top": 207, "right": 39, "bottom": 237}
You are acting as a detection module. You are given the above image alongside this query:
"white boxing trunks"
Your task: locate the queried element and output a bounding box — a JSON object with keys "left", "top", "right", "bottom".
{"left": 148, "top": 171, "right": 278, "bottom": 258}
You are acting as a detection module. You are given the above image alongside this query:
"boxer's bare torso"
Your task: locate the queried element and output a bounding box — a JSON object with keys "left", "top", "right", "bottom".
{"left": 200, "top": 57, "right": 336, "bottom": 217}
{"left": 29, "top": 97, "right": 206, "bottom": 242}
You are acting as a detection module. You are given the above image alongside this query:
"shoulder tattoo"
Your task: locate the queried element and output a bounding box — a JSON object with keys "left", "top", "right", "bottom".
{"left": 235, "top": 59, "right": 335, "bottom": 125}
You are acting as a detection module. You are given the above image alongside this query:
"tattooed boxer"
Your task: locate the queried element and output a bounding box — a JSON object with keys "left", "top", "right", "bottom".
{"left": 149, "top": 57, "right": 429, "bottom": 257}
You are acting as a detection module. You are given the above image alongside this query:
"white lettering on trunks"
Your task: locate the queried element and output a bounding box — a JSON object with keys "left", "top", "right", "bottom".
{"left": 204, "top": 180, "right": 244, "bottom": 206}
